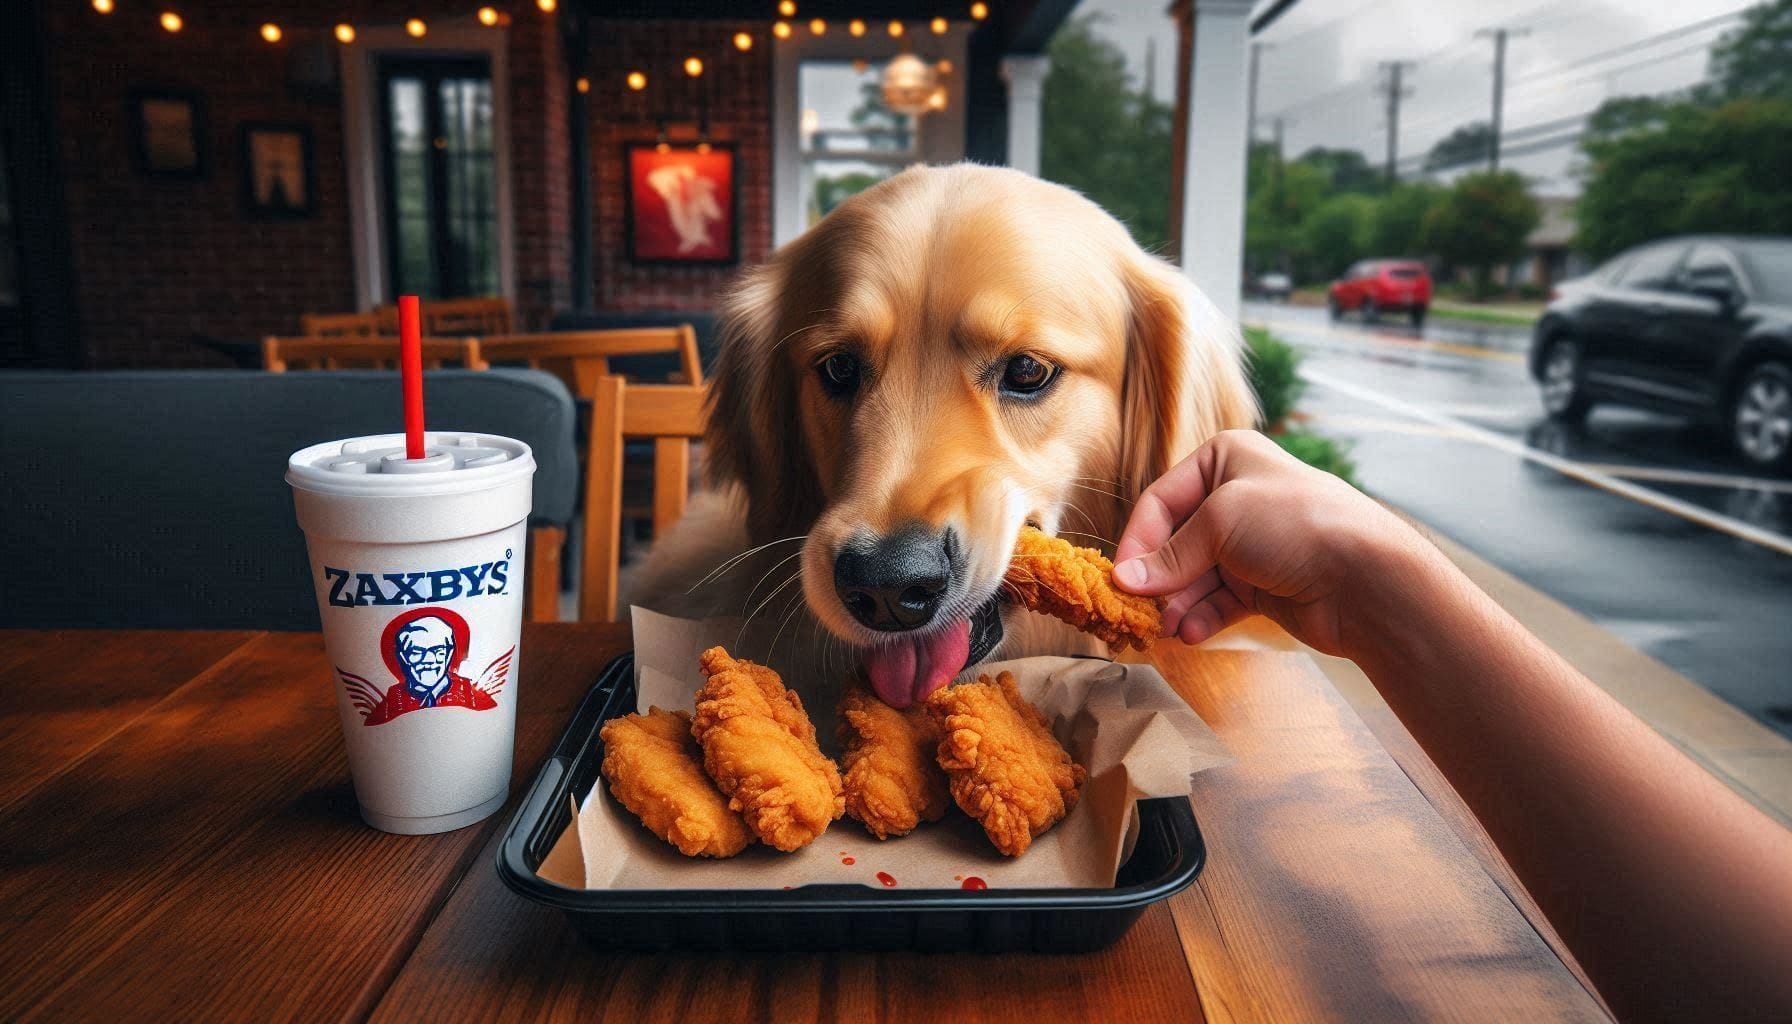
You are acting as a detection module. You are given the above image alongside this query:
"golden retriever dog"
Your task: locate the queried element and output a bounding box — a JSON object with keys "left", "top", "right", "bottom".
{"left": 626, "top": 163, "right": 1255, "bottom": 708}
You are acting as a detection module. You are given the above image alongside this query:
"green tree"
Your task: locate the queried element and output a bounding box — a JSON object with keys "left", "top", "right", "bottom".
{"left": 1246, "top": 160, "right": 1330, "bottom": 277}
{"left": 1295, "top": 147, "right": 1379, "bottom": 194}
{"left": 1423, "top": 170, "right": 1539, "bottom": 298}
{"left": 1425, "top": 122, "right": 1494, "bottom": 171}
{"left": 813, "top": 171, "right": 888, "bottom": 219}
{"left": 1303, "top": 193, "right": 1378, "bottom": 279}
{"left": 1041, "top": 16, "right": 1174, "bottom": 251}
{"left": 1709, "top": 0, "right": 1792, "bottom": 100}
{"left": 1577, "top": 96, "right": 1792, "bottom": 259}
{"left": 1371, "top": 182, "right": 1442, "bottom": 257}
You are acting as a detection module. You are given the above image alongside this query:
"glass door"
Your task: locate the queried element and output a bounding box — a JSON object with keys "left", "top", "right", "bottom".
{"left": 378, "top": 56, "right": 498, "bottom": 299}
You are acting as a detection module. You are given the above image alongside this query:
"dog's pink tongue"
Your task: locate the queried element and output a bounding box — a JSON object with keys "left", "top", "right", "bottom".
{"left": 863, "top": 620, "right": 970, "bottom": 709}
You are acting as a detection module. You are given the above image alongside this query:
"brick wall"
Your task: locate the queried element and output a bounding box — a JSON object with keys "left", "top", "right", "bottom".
{"left": 41, "top": 5, "right": 769, "bottom": 366}
{"left": 586, "top": 20, "right": 772, "bottom": 313}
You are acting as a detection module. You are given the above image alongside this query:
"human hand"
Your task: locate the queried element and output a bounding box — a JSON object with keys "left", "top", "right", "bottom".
{"left": 1112, "top": 430, "right": 1426, "bottom": 657}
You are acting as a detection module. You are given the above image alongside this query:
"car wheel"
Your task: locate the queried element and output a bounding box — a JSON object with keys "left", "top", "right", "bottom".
{"left": 1731, "top": 362, "right": 1792, "bottom": 471}
{"left": 1361, "top": 298, "right": 1379, "bottom": 322}
{"left": 1410, "top": 306, "right": 1427, "bottom": 329}
{"left": 1539, "top": 336, "right": 1591, "bottom": 423}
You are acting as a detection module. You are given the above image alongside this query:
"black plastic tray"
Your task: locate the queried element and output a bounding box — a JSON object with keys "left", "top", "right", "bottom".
{"left": 496, "top": 653, "right": 1206, "bottom": 952}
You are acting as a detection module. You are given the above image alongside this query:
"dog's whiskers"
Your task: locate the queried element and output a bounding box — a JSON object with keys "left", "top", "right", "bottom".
{"left": 741, "top": 549, "right": 805, "bottom": 617}
{"left": 686, "top": 535, "right": 808, "bottom": 594}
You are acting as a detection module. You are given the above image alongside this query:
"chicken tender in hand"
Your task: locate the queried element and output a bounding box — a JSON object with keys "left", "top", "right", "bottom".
{"left": 600, "top": 707, "right": 752, "bottom": 858}
{"left": 1005, "top": 527, "right": 1162, "bottom": 652}
{"left": 926, "top": 672, "right": 1087, "bottom": 857}
{"left": 692, "top": 647, "right": 844, "bottom": 851}
{"left": 838, "top": 683, "right": 950, "bottom": 839}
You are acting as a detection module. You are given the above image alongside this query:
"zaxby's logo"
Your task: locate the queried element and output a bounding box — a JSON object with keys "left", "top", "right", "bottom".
{"left": 324, "top": 550, "right": 511, "bottom": 608}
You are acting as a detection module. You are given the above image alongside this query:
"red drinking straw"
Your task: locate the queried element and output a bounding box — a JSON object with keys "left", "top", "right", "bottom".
{"left": 398, "top": 295, "right": 425, "bottom": 460}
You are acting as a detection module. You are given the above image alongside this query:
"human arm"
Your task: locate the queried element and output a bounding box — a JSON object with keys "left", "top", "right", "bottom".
{"left": 1113, "top": 429, "right": 1792, "bottom": 1021}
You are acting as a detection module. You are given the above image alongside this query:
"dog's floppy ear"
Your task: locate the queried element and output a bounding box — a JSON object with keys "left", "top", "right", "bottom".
{"left": 704, "top": 262, "right": 826, "bottom": 543}
{"left": 1117, "top": 251, "right": 1259, "bottom": 499}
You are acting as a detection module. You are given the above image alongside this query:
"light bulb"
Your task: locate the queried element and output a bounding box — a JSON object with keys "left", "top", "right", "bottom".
{"left": 334, "top": 23, "right": 356, "bottom": 43}
{"left": 260, "top": 22, "right": 281, "bottom": 42}
{"left": 576, "top": 76, "right": 590, "bottom": 93}
{"left": 809, "top": 18, "right": 825, "bottom": 35}
{"left": 477, "top": 6, "right": 499, "bottom": 26}
{"left": 684, "top": 56, "right": 704, "bottom": 78}
{"left": 971, "top": 2, "right": 989, "bottom": 20}
{"left": 848, "top": 19, "right": 866, "bottom": 36}
{"left": 772, "top": 20, "right": 792, "bottom": 39}
{"left": 778, "top": 1, "right": 796, "bottom": 15}
{"left": 405, "top": 17, "right": 426, "bottom": 37}
{"left": 888, "top": 20, "right": 904, "bottom": 37}
{"left": 91, "top": 0, "right": 114, "bottom": 14}
{"left": 931, "top": 17, "right": 948, "bottom": 34}
{"left": 537, "top": 0, "right": 557, "bottom": 12}
{"left": 626, "top": 70, "right": 647, "bottom": 90}
{"left": 733, "top": 31, "right": 753, "bottom": 51}
{"left": 159, "top": 11, "right": 182, "bottom": 32}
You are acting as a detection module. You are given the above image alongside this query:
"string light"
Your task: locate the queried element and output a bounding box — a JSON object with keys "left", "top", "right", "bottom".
{"left": 159, "top": 11, "right": 182, "bottom": 32}
{"left": 656, "top": 141, "right": 671, "bottom": 154}
{"left": 478, "top": 6, "right": 499, "bottom": 26}
{"left": 848, "top": 19, "right": 866, "bottom": 36}
{"left": 334, "top": 22, "right": 356, "bottom": 43}
{"left": 931, "top": 17, "right": 948, "bottom": 34}
{"left": 405, "top": 17, "right": 426, "bottom": 37}
{"left": 683, "top": 56, "right": 704, "bottom": 78}
{"left": 778, "top": 1, "right": 796, "bottom": 15}
{"left": 260, "top": 22, "right": 282, "bottom": 42}
{"left": 971, "top": 2, "right": 989, "bottom": 20}
{"left": 576, "top": 76, "right": 590, "bottom": 93}
{"left": 937, "top": 59, "right": 954, "bottom": 74}
{"left": 626, "top": 70, "right": 647, "bottom": 90}
{"left": 537, "top": 0, "right": 556, "bottom": 11}
{"left": 91, "top": 0, "right": 114, "bottom": 13}
{"left": 772, "top": 20, "right": 792, "bottom": 39}
{"left": 697, "top": 141, "right": 712, "bottom": 155}
{"left": 852, "top": 58, "right": 868, "bottom": 73}
{"left": 887, "top": 20, "right": 904, "bottom": 37}
{"left": 733, "top": 31, "right": 753, "bottom": 51}
{"left": 809, "top": 18, "right": 825, "bottom": 35}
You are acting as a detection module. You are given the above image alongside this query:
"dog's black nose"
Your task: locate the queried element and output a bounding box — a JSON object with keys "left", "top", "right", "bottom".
{"left": 834, "top": 526, "right": 953, "bottom": 632}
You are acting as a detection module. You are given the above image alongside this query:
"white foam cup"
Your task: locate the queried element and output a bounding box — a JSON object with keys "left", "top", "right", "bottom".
{"left": 288, "top": 432, "right": 535, "bottom": 834}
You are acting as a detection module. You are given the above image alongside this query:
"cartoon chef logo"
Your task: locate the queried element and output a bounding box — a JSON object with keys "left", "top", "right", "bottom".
{"left": 336, "top": 607, "right": 512, "bottom": 726}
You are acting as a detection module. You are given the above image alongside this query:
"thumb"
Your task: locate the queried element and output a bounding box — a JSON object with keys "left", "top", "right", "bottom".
{"left": 1113, "top": 501, "right": 1227, "bottom": 597}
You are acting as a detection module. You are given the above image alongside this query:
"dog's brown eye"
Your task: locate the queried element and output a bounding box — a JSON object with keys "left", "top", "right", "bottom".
{"left": 818, "top": 352, "right": 860, "bottom": 397}
{"left": 1000, "top": 354, "right": 1054, "bottom": 395}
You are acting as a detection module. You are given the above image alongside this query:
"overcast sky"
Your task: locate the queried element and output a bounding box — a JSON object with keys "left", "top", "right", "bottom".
{"left": 1076, "top": 0, "right": 1758, "bottom": 195}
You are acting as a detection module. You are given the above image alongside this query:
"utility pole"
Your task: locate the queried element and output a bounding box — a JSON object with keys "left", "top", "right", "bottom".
{"left": 1377, "top": 61, "right": 1415, "bottom": 189}
{"left": 1247, "top": 42, "right": 1272, "bottom": 142}
{"left": 1476, "top": 27, "right": 1530, "bottom": 170}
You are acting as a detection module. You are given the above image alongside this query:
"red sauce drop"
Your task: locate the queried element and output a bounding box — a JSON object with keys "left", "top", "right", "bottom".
{"left": 876, "top": 871, "right": 898, "bottom": 888}
{"left": 953, "top": 875, "right": 964, "bottom": 882}
{"left": 841, "top": 856, "right": 856, "bottom": 865}
{"left": 782, "top": 885, "right": 793, "bottom": 890}
{"left": 961, "top": 876, "right": 988, "bottom": 891}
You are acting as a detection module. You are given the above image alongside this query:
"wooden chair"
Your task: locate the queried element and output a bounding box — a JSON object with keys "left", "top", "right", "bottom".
{"left": 375, "top": 296, "right": 514, "bottom": 338}
{"left": 582, "top": 376, "right": 706, "bottom": 621}
{"left": 261, "top": 336, "right": 488, "bottom": 372}
{"left": 299, "top": 311, "right": 382, "bottom": 338}
{"left": 477, "top": 326, "right": 703, "bottom": 390}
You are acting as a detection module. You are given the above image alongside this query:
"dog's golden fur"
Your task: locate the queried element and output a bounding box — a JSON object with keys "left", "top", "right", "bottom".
{"left": 626, "top": 164, "right": 1255, "bottom": 673}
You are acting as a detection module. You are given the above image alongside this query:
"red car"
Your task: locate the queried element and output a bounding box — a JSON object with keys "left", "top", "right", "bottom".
{"left": 1328, "top": 260, "right": 1433, "bottom": 327}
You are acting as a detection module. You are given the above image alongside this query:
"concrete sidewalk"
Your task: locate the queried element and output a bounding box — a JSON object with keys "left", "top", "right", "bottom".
{"left": 1206, "top": 516, "right": 1792, "bottom": 827}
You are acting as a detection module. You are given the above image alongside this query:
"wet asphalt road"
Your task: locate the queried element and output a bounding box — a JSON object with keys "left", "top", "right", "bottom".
{"left": 1244, "top": 301, "right": 1792, "bottom": 738}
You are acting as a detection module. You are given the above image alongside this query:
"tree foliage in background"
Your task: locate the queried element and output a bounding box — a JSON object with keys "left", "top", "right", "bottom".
{"left": 1424, "top": 122, "right": 1494, "bottom": 172}
{"left": 1297, "top": 147, "right": 1381, "bottom": 194}
{"left": 1302, "top": 194, "right": 1378, "bottom": 279}
{"left": 1577, "top": 97, "right": 1792, "bottom": 260}
{"left": 1424, "top": 171, "right": 1539, "bottom": 297}
{"left": 1040, "top": 16, "right": 1174, "bottom": 252}
{"left": 1371, "top": 182, "right": 1443, "bottom": 258}
{"left": 1709, "top": 0, "right": 1792, "bottom": 101}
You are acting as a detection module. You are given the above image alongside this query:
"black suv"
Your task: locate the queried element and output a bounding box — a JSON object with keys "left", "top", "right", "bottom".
{"left": 1530, "top": 235, "right": 1792, "bottom": 471}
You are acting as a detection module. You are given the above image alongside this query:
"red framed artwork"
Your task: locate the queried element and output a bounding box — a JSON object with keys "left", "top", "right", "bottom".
{"left": 624, "top": 143, "right": 738, "bottom": 265}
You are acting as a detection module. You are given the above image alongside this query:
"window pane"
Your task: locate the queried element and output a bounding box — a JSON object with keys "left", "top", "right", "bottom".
{"left": 800, "top": 62, "right": 916, "bottom": 154}
{"left": 439, "top": 76, "right": 498, "bottom": 297}
{"left": 808, "top": 160, "right": 897, "bottom": 225}
{"left": 1618, "top": 244, "right": 1684, "bottom": 291}
{"left": 387, "top": 77, "right": 435, "bottom": 297}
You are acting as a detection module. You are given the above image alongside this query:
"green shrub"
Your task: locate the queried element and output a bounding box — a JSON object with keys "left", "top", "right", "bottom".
{"left": 1245, "top": 327, "right": 1304, "bottom": 429}
{"left": 1272, "top": 430, "right": 1359, "bottom": 488}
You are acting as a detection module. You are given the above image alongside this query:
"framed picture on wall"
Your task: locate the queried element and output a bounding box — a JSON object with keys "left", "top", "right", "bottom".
{"left": 625, "top": 142, "right": 738, "bottom": 265}
{"left": 240, "top": 123, "right": 316, "bottom": 219}
{"left": 130, "top": 90, "right": 205, "bottom": 178}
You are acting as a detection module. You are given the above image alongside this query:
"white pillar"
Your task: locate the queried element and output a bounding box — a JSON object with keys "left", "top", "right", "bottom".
{"left": 1001, "top": 55, "right": 1051, "bottom": 177}
{"left": 1180, "top": 0, "right": 1253, "bottom": 323}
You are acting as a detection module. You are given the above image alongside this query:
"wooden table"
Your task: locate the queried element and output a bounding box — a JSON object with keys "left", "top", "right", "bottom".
{"left": 0, "top": 625, "right": 1611, "bottom": 1022}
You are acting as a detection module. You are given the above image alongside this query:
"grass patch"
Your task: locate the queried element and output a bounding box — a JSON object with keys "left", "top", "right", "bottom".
{"left": 1429, "top": 302, "right": 1540, "bottom": 328}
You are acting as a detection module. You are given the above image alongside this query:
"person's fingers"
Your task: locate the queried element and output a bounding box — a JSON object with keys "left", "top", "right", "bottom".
{"left": 1175, "top": 585, "right": 1252, "bottom": 645}
{"left": 1158, "top": 569, "right": 1223, "bottom": 637}
{"left": 1114, "top": 439, "right": 1229, "bottom": 565}
{"left": 1115, "top": 481, "right": 1249, "bottom": 596}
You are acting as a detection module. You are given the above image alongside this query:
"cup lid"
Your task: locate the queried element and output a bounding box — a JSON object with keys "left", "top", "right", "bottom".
{"left": 288, "top": 432, "right": 535, "bottom": 498}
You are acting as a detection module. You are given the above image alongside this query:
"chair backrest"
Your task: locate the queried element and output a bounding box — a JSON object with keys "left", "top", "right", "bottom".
{"left": 375, "top": 297, "right": 513, "bottom": 337}
{"left": 478, "top": 327, "right": 702, "bottom": 393}
{"left": 582, "top": 376, "right": 707, "bottom": 621}
{"left": 0, "top": 370, "right": 579, "bottom": 630}
{"left": 262, "top": 336, "right": 488, "bottom": 372}
{"left": 299, "top": 311, "right": 382, "bottom": 338}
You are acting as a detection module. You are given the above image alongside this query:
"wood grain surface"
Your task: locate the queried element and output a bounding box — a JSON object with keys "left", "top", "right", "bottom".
{"left": 1157, "top": 645, "right": 1610, "bottom": 1023}
{"left": 0, "top": 625, "right": 1607, "bottom": 1023}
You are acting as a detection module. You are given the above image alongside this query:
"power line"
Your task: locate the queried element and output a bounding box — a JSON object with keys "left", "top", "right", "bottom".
{"left": 1476, "top": 26, "right": 1531, "bottom": 170}
{"left": 1507, "top": 9, "right": 1746, "bottom": 88}
{"left": 1377, "top": 60, "right": 1416, "bottom": 187}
